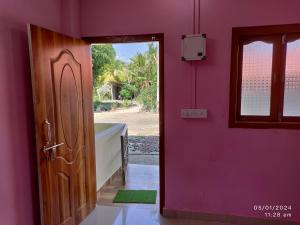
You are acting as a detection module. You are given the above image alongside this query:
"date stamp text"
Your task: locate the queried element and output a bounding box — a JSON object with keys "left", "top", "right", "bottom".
{"left": 253, "top": 205, "right": 292, "bottom": 219}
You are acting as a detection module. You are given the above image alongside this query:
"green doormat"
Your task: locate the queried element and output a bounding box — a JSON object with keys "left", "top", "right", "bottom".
{"left": 113, "top": 190, "right": 157, "bottom": 204}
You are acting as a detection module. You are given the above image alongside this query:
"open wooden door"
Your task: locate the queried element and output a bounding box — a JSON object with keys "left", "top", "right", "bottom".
{"left": 28, "top": 25, "right": 96, "bottom": 225}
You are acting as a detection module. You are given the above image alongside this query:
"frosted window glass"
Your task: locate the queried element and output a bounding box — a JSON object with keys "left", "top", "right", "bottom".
{"left": 240, "top": 41, "right": 273, "bottom": 116}
{"left": 283, "top": 39, "right": 300, "bottom": 116}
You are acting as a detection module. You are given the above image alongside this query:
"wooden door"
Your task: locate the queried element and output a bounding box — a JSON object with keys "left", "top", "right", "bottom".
{"left": 28, "top": 24, "right": 96, "bottom": 225}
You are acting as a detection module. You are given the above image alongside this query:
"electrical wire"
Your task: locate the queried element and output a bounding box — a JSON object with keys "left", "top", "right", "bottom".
{"left": 198, "top": 0, "right": 201, "bottom": 34}
{"left": 191, "top": 0, "right": 201, "bottom": 108}
{"left": 194, "top": 63, "right": 198, "bottom": 108}
{"left": 193, "top": 0, "right": 196, "bottom": 35}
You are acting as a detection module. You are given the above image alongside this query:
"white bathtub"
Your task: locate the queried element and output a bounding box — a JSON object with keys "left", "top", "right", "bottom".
{"left": 94, "top": 123, "right": 125, "bottom": 191}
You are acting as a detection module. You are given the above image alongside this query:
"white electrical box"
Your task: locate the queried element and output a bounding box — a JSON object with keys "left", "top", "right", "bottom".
{"left": 181, "top": 34, "right": 206, "bottom": 61}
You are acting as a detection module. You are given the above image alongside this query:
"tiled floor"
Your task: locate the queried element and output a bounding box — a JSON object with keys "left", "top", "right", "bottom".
{"left": 98, "top": 164, "right": 159, "bottom": 206}
{"left": 80, "top": 205, "right": 233, "bottom": 225}
{"left": 80, "top": 164, "right": 231, "bottom": 225}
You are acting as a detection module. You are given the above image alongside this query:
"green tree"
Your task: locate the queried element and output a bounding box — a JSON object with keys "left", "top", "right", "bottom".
{"left": 126, "top": 43, "right": 158, "bottom": 111}
{"left": 92, "top": 45, "right": 128, "bottom": 101}
{"left": 92, "top": 43, "right": 158, "bottom": 111}
{"left": 97, "top": 60, "right": 126, "bottom": 100}
{"left": 127, "top": 53, "right": 146, "bottom": 89}
{"left": 99, "top": 61, "right": 126, "bottom": 84}
{"left": 127, "top": 43, "right": 157, "bottom": 89}
{"left": 120, "top": 84, "right": 138, "bottom": 100}
{"left": 91, "top": 44, "right": 116, "bottom": 85}
{"left": 144, "top": 43, "right": 158, "bottom": 83}
{"left": 138, "top": 82, "right": 157, "bottom": 111}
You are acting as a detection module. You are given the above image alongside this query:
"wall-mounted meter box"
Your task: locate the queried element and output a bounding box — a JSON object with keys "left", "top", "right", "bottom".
{"left": 181, "top": 34, "right": 206, "bottom": 61}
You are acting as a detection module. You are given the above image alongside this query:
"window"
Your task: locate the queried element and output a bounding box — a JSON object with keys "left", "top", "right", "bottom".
{"left": 229, "top": 24, "right": 300, "bottom": 129}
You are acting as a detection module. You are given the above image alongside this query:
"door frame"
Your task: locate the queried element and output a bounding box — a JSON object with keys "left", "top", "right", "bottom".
{"left": 83, "top": 34, "right": 165, "bottom": 213}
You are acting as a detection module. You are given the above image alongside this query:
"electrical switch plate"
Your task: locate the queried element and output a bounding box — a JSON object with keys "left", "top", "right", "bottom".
{"left": 181, "top": 109, "right": 207, "bottom": 119}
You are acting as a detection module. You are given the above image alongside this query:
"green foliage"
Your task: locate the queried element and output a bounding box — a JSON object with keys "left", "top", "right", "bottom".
{"left": 127, "top": 43, "right": 158, "bottom": 111}
{"left": 99, "top": 63, "right": 126, "bottom": 85}
{"left": 122, "top": 100, "right": 132, "bottom": 108}
{"left": 137, "top": 82, "right": 157, "bottom": 112}
{"left": 120, "top": 84, "right": 138, "bottom": 100}
{"left": 111, "top": 102, "right": 122, "bottom": 110}
{"left": 94, "top": 101, "right": 123, "bottom": 112}
{"left": 92, "top": 44, "right": 116, "bottom": 83}
{"left": 127, "top": 43, "right": 157, "bottom": 91}
{"left": 93, "top": 100, "right": 101, "bottom": 111}
{"left": 92, "top": 42, "right": 158, "bottom": 111}
{"left": 92, "top": 44, "right": 126, "bottom": 103}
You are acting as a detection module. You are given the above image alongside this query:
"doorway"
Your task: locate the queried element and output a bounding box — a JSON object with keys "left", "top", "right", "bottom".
{"left": 84, "top": 34, "right": 165, "bottom": 213}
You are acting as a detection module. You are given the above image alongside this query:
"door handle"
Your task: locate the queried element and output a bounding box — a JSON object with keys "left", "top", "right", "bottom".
{"left": 43, "top": 143, "right": 64, "bottom": 153}
{"left": 41, "top": 120, "right": 64, "bottom": 160}
{"left": 42, "top": 143, "right": 64, "bottom": 161}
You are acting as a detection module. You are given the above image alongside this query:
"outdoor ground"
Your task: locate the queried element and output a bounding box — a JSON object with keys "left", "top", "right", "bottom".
{"left": 94, "top": 105, "right": 159, "bottom": 165}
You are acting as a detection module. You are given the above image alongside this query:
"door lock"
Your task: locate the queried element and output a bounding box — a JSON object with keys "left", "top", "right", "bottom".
{"left": 42, "top": 143, "right": 64, "bottom": 160}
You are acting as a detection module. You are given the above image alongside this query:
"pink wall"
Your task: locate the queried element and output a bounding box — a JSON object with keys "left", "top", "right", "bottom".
{"left": 80, "top": 0, "right": 300, "bottom": 222}
{"left": 0, "top": 1, "right": 80, "bottom": 225}
{"left": 1, "top": 0, "right": 300, "bottom": 224}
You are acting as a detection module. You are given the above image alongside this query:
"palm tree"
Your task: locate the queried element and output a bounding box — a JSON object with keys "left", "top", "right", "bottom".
{"left": 99, "top": 61, "right": 126, "bottom": 99}
{"left": 127, "top": 43, "right": 158, "bottom": 90}
{"left": 92, "top": 44, "right": 116, "bottom": 85}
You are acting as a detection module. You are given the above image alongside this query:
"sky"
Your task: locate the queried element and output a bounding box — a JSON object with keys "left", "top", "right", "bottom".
{"left": 113, "top": 42, "right": 158, "bottom": 63}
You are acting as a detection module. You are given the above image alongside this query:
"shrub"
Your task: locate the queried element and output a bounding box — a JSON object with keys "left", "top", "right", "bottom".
{"left": 122, "top": 100, "right": 132, "bottom": 108}
{"left": 137, "top": 84, "right": 157, "bottom": 112}
{"left": 120, "top": 84, "right": 138, "bottom": 100}
{"left": 93, "top": 100, "right": 101, "bottom": 111}
{"left": 111, "top": 101, "right": 122, "bottom": 110}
